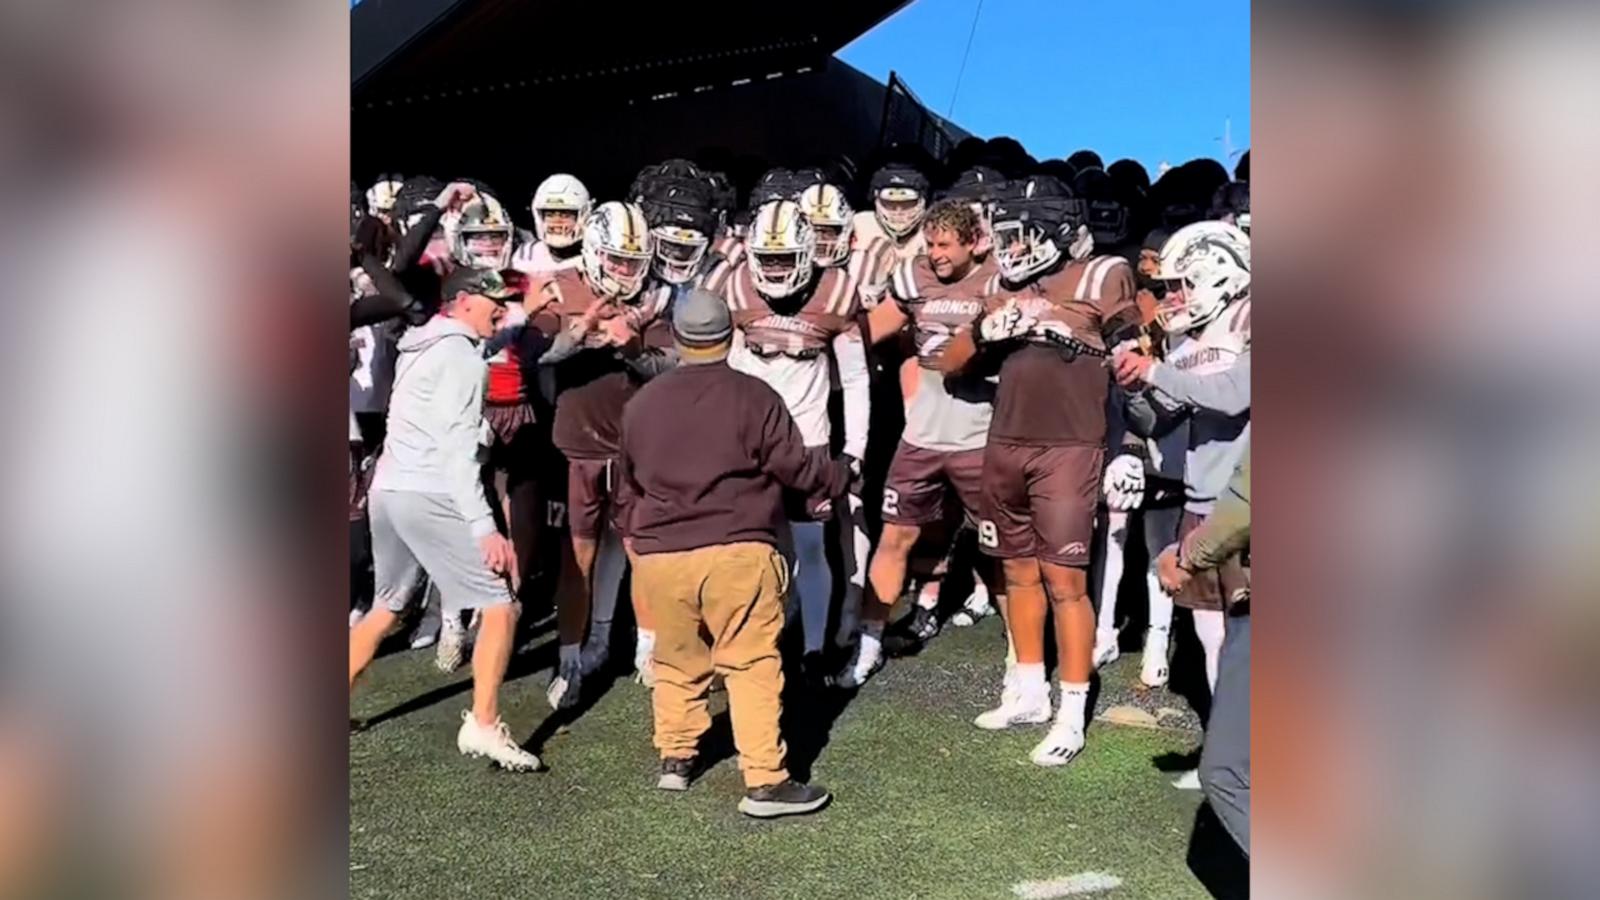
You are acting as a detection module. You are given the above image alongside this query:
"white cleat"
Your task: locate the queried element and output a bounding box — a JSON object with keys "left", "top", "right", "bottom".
{"left": 974, "top": 686, "right": 1051, "bottom": 731}
{"left": 1030, "top": 716, "right": 1085, "bottom": 767}
{"left": 831, "top": 639, "right": 884, "bottom": 689}
{"left": 456, "top": 711, "right": 543, "bottom": 772}
{"left": 1092, "top": 628, "right": 1121, "bottom": 668}
{"left": 949, "top": 590, "right": 996, "bottom": 628}
{"left": 436, "top": 615, "right": 467, "bottom": 673}
{"left": 1139, "top": 627, "right": 1170, "bottom": 689}
{"left": 1171, "top": 769, "right": 1202, "bottom": 790}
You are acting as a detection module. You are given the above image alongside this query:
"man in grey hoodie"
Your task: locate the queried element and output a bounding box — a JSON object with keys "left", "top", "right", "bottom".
{"left": 348, "top": 267, "right": 543, "bottom": 772}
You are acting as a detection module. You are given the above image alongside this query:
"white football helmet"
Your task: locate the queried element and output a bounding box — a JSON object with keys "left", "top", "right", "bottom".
{"left": 798, "top": 184, "right": 854, "bottom": 267}
{"left": 581, "top": 201, "right": 653, "bottom": 299}
{"left": 366, "top": 175, "right": 404, "bottom": 218}
{"left": 1155, "top": 221, "right": 1250, "bottom": 333}
{"left": 450, "top": 194, "right": 515, "bottom": 270}
{"left": 532, "top": 174, "right": 591, "bottom": 249}
{"left": 747, "top": 200, "right": 816, "bottom": 298}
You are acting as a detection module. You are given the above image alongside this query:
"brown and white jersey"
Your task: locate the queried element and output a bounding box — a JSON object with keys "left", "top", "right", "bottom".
{"left": 531, "top": 268, "right": 672, "bottom": 458}
{"left": 985, "top": 255, "right": 1139, "bottom": 448}
{"left": 849, "top": 212, "right": 924, "bottom": 307}
{"left": 890, "top": 255, "right": 996, "bottom": 452}
{"left": 720, "top": 263, "right": 867, "bottom": 451}
{"left": 722, "top": 264, "right": 861, "bottom": 359}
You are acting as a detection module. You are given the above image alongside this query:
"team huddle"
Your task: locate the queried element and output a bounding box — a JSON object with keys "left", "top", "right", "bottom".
{"left": 348, "top": 143, "right": 1251, "bottom": 808}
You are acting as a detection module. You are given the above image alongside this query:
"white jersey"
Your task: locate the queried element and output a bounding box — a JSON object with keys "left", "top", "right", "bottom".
{"left": 510, "top": 240, "right": 582, "bottom": 277}
{"left": 849, "top": 211, "right": 924, "bottom": 306}
{"left": 1151, "top": 297, "right": 1251, "bottom": 514}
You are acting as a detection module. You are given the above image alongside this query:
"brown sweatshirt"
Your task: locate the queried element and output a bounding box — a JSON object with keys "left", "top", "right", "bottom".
{"left": 619, "top": 359, "right": 849, "bottom": 555}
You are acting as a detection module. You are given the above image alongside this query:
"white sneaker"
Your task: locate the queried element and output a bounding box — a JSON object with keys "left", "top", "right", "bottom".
{"left": 831, "top": 638, "right": 883, "bottom": 689}
{"left": 1139, "top": 627, "right": 1170, "bottom": 688}
{"left": 1171, "top": 769, "right": 1202, "bottom": 790}
{"left": 436, "top": 615, "right": 467, "bottom": 673}
{"left": 1092, "top": 628, "right": 1121, "bottom": 668}
{"left": 1030, "top": 714, "right": 1085, "bottom": 767}
{"left": 456, "top": 711, "right": 543, "bottom": 772}
{"left": 949, "top": 589, "right": 995, "bottom": 627}
{"left": 974, "top": 684, "right": 1051, "bottom": 730}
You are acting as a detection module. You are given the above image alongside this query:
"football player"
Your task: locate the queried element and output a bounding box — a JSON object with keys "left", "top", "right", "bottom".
{"left": 1111, "top": 221, "right": 1251, "bottom": 714}
{"left": 938, "top": 175, "right": 1141, "bottom": 767}
{"left": 514, "top": 173, "right": 591, "bottom": 276}
{"left": 531, "top": 200, "right": 673, "bottom": 710}
{"left": 1092, "top": 226, "right": 1188, "bottom": 688}
{"left": 833, "top": 199, "right": 999, "bottom": 688}
{"left": 851, "top": 164, "right": 931, "bottom": 302}
{"left": 718, "top": 199, "right": 871, "bottom": 677}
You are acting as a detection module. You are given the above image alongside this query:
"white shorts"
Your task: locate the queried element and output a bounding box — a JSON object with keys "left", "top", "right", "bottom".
{"left": 370, "top": 490, "right": 513, "bottom": 615}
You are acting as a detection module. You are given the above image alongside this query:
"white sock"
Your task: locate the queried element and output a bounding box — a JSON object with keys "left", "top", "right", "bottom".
{"left": 1145, "top": 565, "right": 1174, "bottom": 634}
{"left": 858, "top": 631, "right": 882, "bottom": 663}
{"left": 1015, "top": 663, "right": 1047, "bottom": 701}
{"left": 1194, "top": 610, "right": 1225, "bottom": 693}
{"left": 1057, "top": 681, "right": 1090, "bottom": 729}
{"left": 1097, "top": 511, "right": 1130, "bottom": 633}
{"left": 966, "top": 574, "right": 990, "bottom": 607}
{"left": 635, "top": 628, "right": 655, "bottom": 657}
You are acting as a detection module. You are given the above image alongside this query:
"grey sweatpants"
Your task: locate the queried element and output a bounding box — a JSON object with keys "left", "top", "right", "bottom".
{"left": 1199, "top": 612, "right": 1250, "bottom": 855}
{"left": 371, "top": 489, "right": 512, "bottom": 615}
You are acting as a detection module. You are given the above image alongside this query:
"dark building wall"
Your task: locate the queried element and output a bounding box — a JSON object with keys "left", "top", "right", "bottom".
{"left": 353, "top": 58, "right": 912, "bottom": 222}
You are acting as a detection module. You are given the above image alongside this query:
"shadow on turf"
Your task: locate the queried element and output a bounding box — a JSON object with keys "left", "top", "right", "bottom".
{"left": 1186, "top": 801, "right": 1249, "bottom": 899}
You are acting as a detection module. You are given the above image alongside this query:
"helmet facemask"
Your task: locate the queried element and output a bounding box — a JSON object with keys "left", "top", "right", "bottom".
{"left": 535, "top": 207, "right": 582, "bottom": 249}
{"left": 456, "top": 227, "right": 512, "bottom": 270}
{"left": 875, "top": 187, "right": 926, "bottom": 239}
{"left": 651, "top": 225, "right": 709, "bottom": 284}
{"left": 992, "top": 217, "right": 1062, "bottom": 284}
{"left": 1154, "top": 223, "right": 1250, "bottom": 333}
{"left": 750, "top": 245, "right": 813, "bottom": 297}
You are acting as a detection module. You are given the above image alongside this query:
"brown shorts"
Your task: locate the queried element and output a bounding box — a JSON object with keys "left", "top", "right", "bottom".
{"left": 782, "top": 446, "right": 837, "bottom": 522}
{"left": 566, "top": 456, "right": 628, "bottom": 541}
{"left": 882, "top": 441, "right": 986, "bottom": 527}
{"left": 1173, "top": 510, "right": 1250, "bottom": 611}
{"left": 979, "top": 442, "right": 1103, "bottom": 567}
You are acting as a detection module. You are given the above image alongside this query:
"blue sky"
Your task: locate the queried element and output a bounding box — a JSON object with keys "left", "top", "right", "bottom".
{"left": 839, "top": 0, "right": 1250, "bottom": 173}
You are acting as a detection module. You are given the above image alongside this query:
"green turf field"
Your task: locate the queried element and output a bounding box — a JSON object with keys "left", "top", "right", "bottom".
{"left": 351, "top": 618, "right": 1218, "bottom": 899}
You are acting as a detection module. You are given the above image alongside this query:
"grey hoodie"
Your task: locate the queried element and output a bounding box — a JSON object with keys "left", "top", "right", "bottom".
{"left": 370, "top": 316, "right": 496, "bottom": 538}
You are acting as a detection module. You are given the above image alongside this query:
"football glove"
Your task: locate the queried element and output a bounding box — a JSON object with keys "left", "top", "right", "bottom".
{"left": 1102, "top": 454, "right": 1146, "bottom": 511}
{"left": 977, "top": 299, "right": 1036, "bottom": 343}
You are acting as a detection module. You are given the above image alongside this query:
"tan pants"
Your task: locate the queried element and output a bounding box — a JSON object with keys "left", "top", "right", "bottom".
{"left": 634, "top": 542, "right": 790, "bottom": 788}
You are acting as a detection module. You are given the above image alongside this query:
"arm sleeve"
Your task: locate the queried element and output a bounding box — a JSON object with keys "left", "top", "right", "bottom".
{"left": 1123, "top": 385, "right": 1190, "bottom": 439}
{"left": 438, "top": 344, "right": 496, "bottom": 539}
{"left": 1147, "top": 349, "right": 1251, "bottom": 416}
{"left": 1181, "top": 449, "right": 1251, "bottom": 569}
{"left": 390, "top": 205, "right": 444, "bottom": 274}
{"left": 756, "top": 389, "right": 848, "bottom": 498}
{"left": 1096, "top": 261, "right": 1143, "bottom": 346}
{"left": 833, "top": 330, "right": 871, "bottom": 460}
{"left": 349, "top": 293, "right": 410, "bottom": 328}
{"left": 623, "top": 317, "right": 679, "bottom": 380}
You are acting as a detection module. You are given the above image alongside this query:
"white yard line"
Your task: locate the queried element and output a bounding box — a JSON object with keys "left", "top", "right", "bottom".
{"left": 1012, "top": 871, "right": 1123, "bottom": 898}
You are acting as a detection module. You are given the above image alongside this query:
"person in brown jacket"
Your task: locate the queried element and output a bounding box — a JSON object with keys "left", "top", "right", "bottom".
{"left": 618, "top": 287, "right": 850, "bottom": 818}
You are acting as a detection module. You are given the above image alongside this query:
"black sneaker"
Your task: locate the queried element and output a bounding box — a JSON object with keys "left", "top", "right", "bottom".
{"left": 738, "top": 779, "right": 832, "bottom": 818}
{"left": 657, "top": 756, "right": 698, "bottom": 792}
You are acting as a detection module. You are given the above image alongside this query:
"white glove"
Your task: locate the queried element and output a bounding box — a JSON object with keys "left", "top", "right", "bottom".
{"left": 978, "top": 300, "right": 1036, "bottom": 343}
{"left": 1102, "top": 454, "right": 1146, "bottom": 511}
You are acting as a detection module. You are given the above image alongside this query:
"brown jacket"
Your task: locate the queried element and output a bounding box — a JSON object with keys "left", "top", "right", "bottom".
{"left": 619, "top": 360, "right": 849, "bottom": 555}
